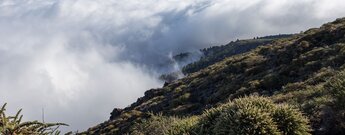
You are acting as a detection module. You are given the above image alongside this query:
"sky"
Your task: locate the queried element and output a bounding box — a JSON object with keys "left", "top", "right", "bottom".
{"left": 0, "top": 0, "right": 345, "bottom": 132}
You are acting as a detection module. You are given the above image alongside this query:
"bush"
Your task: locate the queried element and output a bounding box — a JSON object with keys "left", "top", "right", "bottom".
{"left": 194, "top": 107, "right": 224, "bottom": 135}
{"left": 172, "top": 93, "right": 191, "bottom": 106}
{"left": 130, "top": 96, "right": 311, "bottom": 135}
{"left": 324, "top": 71, "right": 345, "bottom": 134}
{"left": 131, "top": 114, "right": 171, "bottom": 135}
{"left": 131, "top": 114, "right": 198, "bottom": 135}
{"left": 213, "top": 96, "right": 280, "bottom": 135}
{"left": 0, "top": 103, "right": 67, "bottom": 135}
{"left": 273, "top": 105, "right": 311, "bottom": 135}
{"left": 207, "top": 96, "right": 310, "bottom": 135}
{"left": 325, "top": 71, "right": 345, "bottom": 110}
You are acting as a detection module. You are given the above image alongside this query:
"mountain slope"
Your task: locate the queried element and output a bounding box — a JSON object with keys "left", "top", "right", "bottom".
{"left": 182, "top": 34, "right": 292, "bottom": 74}
{"left": 160, "top": 35, "right": 291, "bottom": 83}
{"left": 80, "top": 18, "right": 345, "bottom": 135}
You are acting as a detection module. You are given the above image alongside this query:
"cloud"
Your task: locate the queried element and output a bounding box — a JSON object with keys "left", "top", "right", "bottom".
{"left": 0, "top": 0, "right": 345, "bottom": 132}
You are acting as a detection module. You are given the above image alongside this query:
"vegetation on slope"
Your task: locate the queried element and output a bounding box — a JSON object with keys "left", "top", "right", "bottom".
{"left": 81, "top": 18, "right": 345, "bottom": 135}
{"left": 182, "top": 34, "right": 292, "bottom": 74}
{"left": 160, "top": 34, "right": 292, "bottom": 83}
{"left": 130, "top": 96, "right": 310, "bottom": 135}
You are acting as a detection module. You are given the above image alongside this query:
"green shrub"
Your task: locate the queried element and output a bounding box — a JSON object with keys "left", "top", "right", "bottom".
{"left": 214, "top": 104, "right": 280, "bottom": 135}
{"left": 325, "top": 71, "right": 345, "bottom": 110}
{"left": 169, "top": 116, "right": 198, "bottom": 135}
{"left": 131, "top": 114, "right": 170, "bottom": 135}
{"left": 211, "top": 96, "right": 310, "bottom": 135}
{"left": 131, "top": 114, "right": 198, "bottom": 135}
{"left": 0, "top": 103, "right": 67, "bottom": 135}
{"left": 324, "top": 71, "right": 345, "bottom": 133}
{"left": 172, "top": 93, "right": 191, "bottom": 106}
{"left": 131, "top": 96, "right": 311, "bottom": 135}
{"left": 213, "top": 96, "right": 280, "bottom": 135}
{"left": 194, "top": 107, "right": 224, "bottom": 135}
{"left": 273, "top": 105, "right": 311, "bottom": 135}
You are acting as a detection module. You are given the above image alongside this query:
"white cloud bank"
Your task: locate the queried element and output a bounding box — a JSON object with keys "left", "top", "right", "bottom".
{"left": 0, "top": 0, "right": 345, "bottom": 132}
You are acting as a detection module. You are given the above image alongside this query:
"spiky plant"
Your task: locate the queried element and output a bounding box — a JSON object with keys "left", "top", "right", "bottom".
{"left": 324, "top": 70, "right": 345, "bottom": 133}
{"left": 193, "top": 105, "right": 226, "bottom": 135}
{"left": 212, "top": 96, "right": 310, "bottom": 135}
{"left": 131, "top": 113, "right": 198, "bottom": 135}
{"left": 272, "top": 105, "right": 311, "bottom": 135}
{"left": 213, "top": 96, "right": 281, "bottom": 135}
{"left": 325, "top": 71, "right": 345, "bottom": 110}
{"left": 0, "top": 103, "right": 68, "bottom": 135}
{"left": 130, "top": 96, "right": 310, "bottom": 135}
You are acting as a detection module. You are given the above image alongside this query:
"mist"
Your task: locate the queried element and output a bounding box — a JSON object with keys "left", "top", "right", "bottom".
{"left": 1, "top": 0, "right": 345, "bottom": 132}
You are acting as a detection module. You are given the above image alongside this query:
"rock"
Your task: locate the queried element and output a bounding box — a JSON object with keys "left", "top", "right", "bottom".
{"left": 163, "top": 82, "right": 170, "bottom": 87}
{"left": 110, "top": 108, "right": 123, "bottom": 120}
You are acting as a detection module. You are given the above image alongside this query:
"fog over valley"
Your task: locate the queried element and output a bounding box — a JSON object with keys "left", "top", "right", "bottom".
{"left": 0, "top": 0, "right": 345, "bottom": 132}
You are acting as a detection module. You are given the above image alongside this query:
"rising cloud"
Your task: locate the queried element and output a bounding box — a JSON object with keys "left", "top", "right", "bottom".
{"left": 0, "top": 0, "right": 345, "bottom": 132}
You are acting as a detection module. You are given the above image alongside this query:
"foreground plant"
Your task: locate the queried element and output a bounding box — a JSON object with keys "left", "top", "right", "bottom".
{"left": 0, "top": 103, "right": 68, "bottom": 135}
{"left": 210, "top": 96, "right": 311, "bottom": 135}
{"left": 131, "top": 96, "right": 311, "bottom": 135}
{"left": 131, "top": 113, "right": 198, "bottom": 135}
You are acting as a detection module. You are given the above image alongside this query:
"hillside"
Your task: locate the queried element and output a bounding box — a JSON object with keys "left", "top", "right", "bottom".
{"left": 80, "top": 18, "right": 345, "bottom": 135}
{"left": 182, "top": 34, "right": 292, "bottom": 74}
{"left": 160, "top": 35, "right": 292, "bottom": 83}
